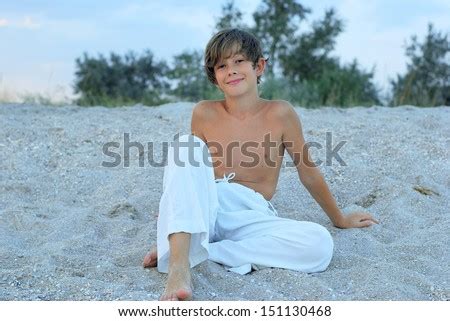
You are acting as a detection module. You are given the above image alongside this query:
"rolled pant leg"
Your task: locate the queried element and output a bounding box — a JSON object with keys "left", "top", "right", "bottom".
{"left": 157, "top": 134, "right": 218, "bottom": 273}
{"left": 209, "top": 211, "right": 334, "bottom": 274}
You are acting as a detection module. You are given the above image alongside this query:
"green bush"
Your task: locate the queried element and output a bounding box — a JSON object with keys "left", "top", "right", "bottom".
{"left": 390, "top": 23, "right": 450, "bottom": 106}
{"left": 73, "top": 50, "right": 171, "bottom": 107}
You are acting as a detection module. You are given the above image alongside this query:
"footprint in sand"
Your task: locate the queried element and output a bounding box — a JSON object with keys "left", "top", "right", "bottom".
{"left": 106, "top": 203, "right": 140, "bottom": 220}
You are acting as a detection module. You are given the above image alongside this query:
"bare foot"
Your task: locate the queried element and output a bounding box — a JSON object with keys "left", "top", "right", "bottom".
{"left": 159, "top": 266, "right": 193, "bottom": 301}
{"left": 143, "top": 245, "right": 157, "bottom": 268}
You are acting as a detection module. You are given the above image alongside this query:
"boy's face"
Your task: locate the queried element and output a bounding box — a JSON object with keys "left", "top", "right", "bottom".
{"left": 213, "top": 51, "right": 265, "bottom": 96}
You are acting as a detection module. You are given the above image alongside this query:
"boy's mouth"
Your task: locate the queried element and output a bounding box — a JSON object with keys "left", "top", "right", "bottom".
{"left": 227, "top": 78, "right": 243, "bottom": 85}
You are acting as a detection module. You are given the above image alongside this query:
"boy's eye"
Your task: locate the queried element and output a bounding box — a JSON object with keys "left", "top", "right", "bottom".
{"left": 216, "top": 59, "right": 244, "bottom": 69}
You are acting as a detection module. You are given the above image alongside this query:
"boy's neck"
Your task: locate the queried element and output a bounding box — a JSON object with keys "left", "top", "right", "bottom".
{"left": 223, "top": 93, "right": 264, "bottom": 118}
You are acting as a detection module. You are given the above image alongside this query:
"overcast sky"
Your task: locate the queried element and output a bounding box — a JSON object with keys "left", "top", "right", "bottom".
{"left": 1, "top": 0, "right": 449, "bottom": 101}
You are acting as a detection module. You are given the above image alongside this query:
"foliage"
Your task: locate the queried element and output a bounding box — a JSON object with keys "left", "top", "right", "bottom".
{"left": 278, "top": 8, "right": 343, "bottom": 82}
{"left": 260, "top": 59, "right": 380, "bottom": 107}
{"left": 313, "top": 60, "right": 380, "bottom": 106}
{"left": 390, "top": 23, "right": 450, "bottom": 106}
{"left": 166, "top": 50, "right": 223, "bottom": 102}
{"left": 251, "top": 0, "right": 310, "bottom": 76}
{"left": 253, "top": 2, "right": 378, "bottom": 107}
{"left": 214, "top": 0, "right": 249, "bottom": 32}
{"left": 74, "top": 50, "right": 171, "bottom": 107}
{"left": 259, "top": 74, "right": 321, "bottom": 107}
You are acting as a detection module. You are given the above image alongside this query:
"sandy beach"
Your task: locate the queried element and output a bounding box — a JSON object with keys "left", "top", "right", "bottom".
{"left": 0, "top": 102, "right": 448, "bottom": 300}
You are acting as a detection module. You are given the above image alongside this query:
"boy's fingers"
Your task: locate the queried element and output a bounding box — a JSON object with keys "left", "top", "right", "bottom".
{"left": 361, "top": 220, "right": 373, "bottom": 228}
{"left": 362, "top": 219, "right": 379, "bottom": 227}
{"left": 361, "top": 213, "right": 379, "bottom": 224}
{"left": 366, "top": 215, "right": 379, "bottom": 224}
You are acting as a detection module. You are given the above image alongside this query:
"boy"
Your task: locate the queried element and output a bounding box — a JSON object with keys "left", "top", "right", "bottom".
{"left": 143, "top": 28, "right": 378, "bottom": 301}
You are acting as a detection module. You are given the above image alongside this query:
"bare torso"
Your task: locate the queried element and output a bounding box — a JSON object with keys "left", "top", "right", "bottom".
{"left": 201, "top": 99, "right": 286, "bottom": 201}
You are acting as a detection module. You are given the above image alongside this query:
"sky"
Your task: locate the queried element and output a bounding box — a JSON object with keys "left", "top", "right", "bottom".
{"left": 0, "top": 0, "right": 449, "bottom": 102}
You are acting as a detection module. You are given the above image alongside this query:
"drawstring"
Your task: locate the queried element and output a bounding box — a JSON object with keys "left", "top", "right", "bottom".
{"left": 267, "top": 200, "right": 279, "bottom": 216}
{"left": 215, "top": 171, "right": 278, "bottom": 216}
{"left": 215, "top": 172, "right": 236, "bottom": 183}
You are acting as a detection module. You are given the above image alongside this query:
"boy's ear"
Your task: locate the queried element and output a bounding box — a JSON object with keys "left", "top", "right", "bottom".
{"left": 256, "top": 57, "right": 266, "bottom": 76}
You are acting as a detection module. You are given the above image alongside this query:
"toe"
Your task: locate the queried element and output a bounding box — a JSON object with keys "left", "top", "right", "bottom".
{"left": 176, "top": 288, "right": 192, "bottom": 301}
{"left": 143, "top": 255, "right": 152, "bottom": 267}
{"left": 143, "top": 250, "right": 157, "bottom": 268}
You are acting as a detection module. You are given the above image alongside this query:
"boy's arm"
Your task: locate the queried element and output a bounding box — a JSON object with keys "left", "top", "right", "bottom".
{"left": 279, "top": 101, "right": 378, "bottom": 229}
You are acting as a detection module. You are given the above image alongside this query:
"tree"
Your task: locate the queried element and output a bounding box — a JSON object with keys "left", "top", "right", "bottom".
{"left": 251, "top": 0, "right": 310, "bottom": 76}
{"left": 390, "top": 23, "right": 450, "bottom": 106}
{"left": 265, "top": 5, "right": 379, "bottom": 106}
{"left": 260, "top": 59, "right": 380, "bottom": 107}
{"left": 74, "top": 50, "right": 171, "bottom": 106}
{"left": 167, "top": 50, "right": 223, "bottom": 102}
{"left": 279, "top": 8, "right": 343, "bottom": 82}
{"left": 314, "top": 59, "right": 380, "bottom": 106}
{"left": 214, "top": 0, "right": 249, "bottom": 32}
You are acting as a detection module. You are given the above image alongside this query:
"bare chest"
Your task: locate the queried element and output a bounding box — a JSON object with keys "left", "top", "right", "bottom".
{"left": 203, "top": 113, "right": 285, "bottom": 183}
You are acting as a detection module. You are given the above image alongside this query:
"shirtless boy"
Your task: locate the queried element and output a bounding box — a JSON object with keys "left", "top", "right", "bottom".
{"left": 143, "top": 28, "right": 378, "bottom": 301}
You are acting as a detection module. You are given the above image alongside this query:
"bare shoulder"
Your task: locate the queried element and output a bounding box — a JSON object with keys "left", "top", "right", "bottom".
{"left": 192, "top": 100, "right": 220, "bottom": 119}
{"left": 267, "top": 99, "right": 299, "bottom": 120}
{"left": 191, "top": 100, "right": 220, "bottom": 141}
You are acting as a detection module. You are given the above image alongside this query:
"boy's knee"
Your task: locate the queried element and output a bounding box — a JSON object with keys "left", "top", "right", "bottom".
{"left": 317, "top": 224, "right": 333, "bottom": 258}
{"left": 310, "top": 223, "right": 334, "bottom": 271}
{"left": 293, "top": 222, "right": 333, "bottom": 272}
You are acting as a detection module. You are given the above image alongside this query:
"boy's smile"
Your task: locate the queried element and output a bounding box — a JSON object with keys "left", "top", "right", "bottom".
{"left": 227, "top": 78, "right": 244, "bottom": 85}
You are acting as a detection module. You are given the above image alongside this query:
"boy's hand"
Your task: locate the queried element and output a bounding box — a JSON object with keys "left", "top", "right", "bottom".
{"left": 334, "top": 211, "right": 379, "bottom": 229}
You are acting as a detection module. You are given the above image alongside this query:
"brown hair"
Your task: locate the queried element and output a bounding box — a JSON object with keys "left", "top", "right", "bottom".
{"left": 204, "top": 28, "right": 268, "bottom": 85}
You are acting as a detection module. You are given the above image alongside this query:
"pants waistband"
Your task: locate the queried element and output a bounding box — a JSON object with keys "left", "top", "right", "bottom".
{"left": 215, "top": 172, "right": 278, "bottom": 216}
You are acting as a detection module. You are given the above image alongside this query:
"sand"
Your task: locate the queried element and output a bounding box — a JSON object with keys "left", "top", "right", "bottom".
{"left": 0, "top": 102, "right": 448, "bottom": 300}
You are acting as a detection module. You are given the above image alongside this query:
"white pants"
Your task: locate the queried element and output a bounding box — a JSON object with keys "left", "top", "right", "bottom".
{"left": 157, "top": 134, "right": 334, "bottom": 275}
